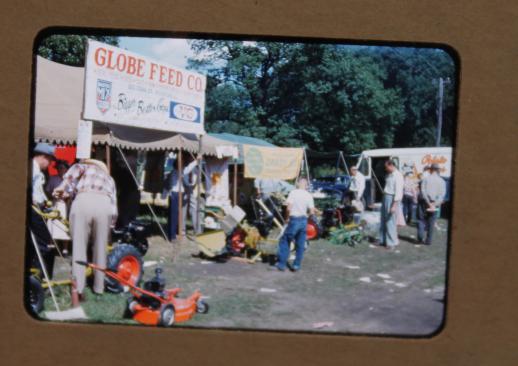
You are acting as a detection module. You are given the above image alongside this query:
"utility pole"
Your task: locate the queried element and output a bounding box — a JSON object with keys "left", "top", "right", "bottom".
{"left": 435, "top": 77, "right": 451, "bottom": 146}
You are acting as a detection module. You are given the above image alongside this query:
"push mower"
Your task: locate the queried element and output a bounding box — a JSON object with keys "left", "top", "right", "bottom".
{"left": 28, "top": 205, "right": 146, "bottom": 314}
{"left": 77, "top": 261, "right": 209, "bottom": 327}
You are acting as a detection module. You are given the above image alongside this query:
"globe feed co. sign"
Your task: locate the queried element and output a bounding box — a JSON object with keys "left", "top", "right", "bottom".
{"left": 83, "top": 40, "right": 206, "bottom": 135}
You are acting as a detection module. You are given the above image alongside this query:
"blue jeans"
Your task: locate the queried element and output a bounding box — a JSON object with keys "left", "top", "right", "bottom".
{"left": 277, "top": 216, "right": 307, "bottom": 269}
{"left": 168, "top": 191, "right": 187, "bottom": 240}
{"left": 417, "top": 199, "right": 437, "bottom": 245}
{"left": 402, "top": 195, "right": 415, "bottom": 223}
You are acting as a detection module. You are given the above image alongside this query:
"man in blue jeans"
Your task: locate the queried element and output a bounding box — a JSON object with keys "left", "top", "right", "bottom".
{"left": 276, "top": 178, "right": 315, "bottom": 272}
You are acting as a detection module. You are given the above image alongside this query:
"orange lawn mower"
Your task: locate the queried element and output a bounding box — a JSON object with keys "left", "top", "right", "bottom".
{"left": 77, "top": 261, "right": 209, "bottom": 327}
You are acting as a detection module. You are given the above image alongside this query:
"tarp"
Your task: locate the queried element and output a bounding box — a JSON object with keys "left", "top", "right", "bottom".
{"left": 243, "top": 145, "right": 304, "bottom": 180}
{"left": 209, "top": 132, "right": 276, "bottom": 163}
{"left": 34, "top": 56, "right": 234, "bottom": 156}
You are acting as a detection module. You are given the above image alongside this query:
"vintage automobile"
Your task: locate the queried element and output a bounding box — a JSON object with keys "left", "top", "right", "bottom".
{"left": 310, "top": 175, "right": 351, "bottom": 202}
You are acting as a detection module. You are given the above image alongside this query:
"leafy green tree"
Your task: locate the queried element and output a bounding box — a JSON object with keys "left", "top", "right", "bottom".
{"left": 37, "top": 35, "right": 119, "bottom": 66}
{"left": 365, "top": 47, "right": 456, "bottom": 147}
{"left": 188, "top": 41, "right": 423, "bottom": 154}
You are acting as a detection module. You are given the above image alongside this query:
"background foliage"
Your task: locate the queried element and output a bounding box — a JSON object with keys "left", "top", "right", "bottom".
{"left": 37, "top": 36, "right": 456, "bottom": 155}
{"left": 37, "top": 35, "right": 119, "bottom": 67}
{"left": 188, "top": 41, "right": 456, "bottom": 154}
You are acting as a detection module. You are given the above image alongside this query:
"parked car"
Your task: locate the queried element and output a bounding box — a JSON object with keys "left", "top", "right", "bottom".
{"left": 310, "top": 175, "right": 351, "bottom": 202}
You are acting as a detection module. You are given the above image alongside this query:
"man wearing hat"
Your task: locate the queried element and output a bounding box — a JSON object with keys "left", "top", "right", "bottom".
{"left": 29, "top": 143, "right": 56, "bottom": 277}
{"left": 417, "top": 163, "right": 446, "bottom": 245}
{"left": 53, "top": 158, "right": 117, "bottom": 299}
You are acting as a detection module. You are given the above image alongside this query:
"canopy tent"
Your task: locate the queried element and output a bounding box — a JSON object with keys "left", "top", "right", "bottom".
{"left": 208, "top": 132, "right": 275, "bottom": 163}
{"left": 34, "top": 56, "right": 239, "bottom": 242}
{"left": 34, "top": 56, "right": 235, "bottom": 156}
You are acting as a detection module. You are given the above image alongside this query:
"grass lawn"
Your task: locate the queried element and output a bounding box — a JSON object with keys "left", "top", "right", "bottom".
{"left": 39, "top": 218, "right": 449, "bottom": 336}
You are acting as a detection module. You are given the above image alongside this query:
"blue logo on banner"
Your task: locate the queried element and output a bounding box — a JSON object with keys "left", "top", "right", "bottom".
{"left": 96, "top": 79, "right": 112, "bottom": 114}
{"left": 169, "top": 101, "right": 201, "bottom": 123}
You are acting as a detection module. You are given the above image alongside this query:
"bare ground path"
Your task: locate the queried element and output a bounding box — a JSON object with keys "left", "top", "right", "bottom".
{"left": 48, "top": 219, "right": 449, "bottom": 336}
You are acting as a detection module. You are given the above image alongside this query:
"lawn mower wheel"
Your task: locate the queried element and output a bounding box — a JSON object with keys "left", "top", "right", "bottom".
{"left": 159, "top": 304, "right": 176, "bottom": 327}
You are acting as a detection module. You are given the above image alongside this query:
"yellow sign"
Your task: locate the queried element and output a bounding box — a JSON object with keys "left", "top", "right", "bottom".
{"left": 243, "top": 145, "right": 303, "bottom": 179}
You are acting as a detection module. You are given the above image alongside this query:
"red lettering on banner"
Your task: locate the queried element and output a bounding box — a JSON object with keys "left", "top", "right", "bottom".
{"left": 168, "top": 68, "right": 176, "bottom": 85}
{"left": 106, "top": 50, "right": 116, "bottom": 70}
{"left": 137, "top": 59, "right": 145, "bottom": 77}
{"left": 149, "top": 63, "right": 158, "bottom": 80}
{"left": 94, "top": 47, "right": 107, "bottom": 66}
{"left": 127, "top": 56, "right": 136, "bottom": 75}
{"left": 421, "top": 154, "right": 448, "bottom": 165}
{"left": 188, "top": 75, "right": 203, "bottom": 91}
{"left": 116, "top": 53, "right": 127, "bottom": 72}
{"left": 159, "top": 66, "right": 168, "bottom": 83}
{"left": 92, "top": 46, "right": 202, "bottom": 90}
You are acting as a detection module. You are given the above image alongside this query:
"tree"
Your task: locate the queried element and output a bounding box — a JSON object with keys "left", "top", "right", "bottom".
{"left": 188, "top": 41, "right": 413, "bottom": 153}
{"left": 37, "top": 35, "right": 119, "bottom": 66}
{"left": 364, "top": 46, "right": 456, "bottom": 147}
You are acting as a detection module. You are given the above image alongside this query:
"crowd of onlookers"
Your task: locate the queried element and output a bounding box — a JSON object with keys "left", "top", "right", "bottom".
{"left": 349, "top": 160, "right": 446, "bottom": 250}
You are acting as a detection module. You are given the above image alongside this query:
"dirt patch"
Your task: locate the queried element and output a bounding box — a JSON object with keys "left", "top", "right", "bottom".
{"left": 45, "top": 219, "right": 449, "bottom": 336}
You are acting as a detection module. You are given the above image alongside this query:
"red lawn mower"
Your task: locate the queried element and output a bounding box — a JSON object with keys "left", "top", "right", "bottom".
{"left": 77, "top": 261, "right": 209, "bottom": 327}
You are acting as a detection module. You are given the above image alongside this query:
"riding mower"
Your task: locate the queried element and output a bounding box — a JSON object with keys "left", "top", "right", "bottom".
{"left": 28, "top": 205, "right": 146, "bottom": 314}
{"left": 77, "top": 262, "right": 209, "bottom": 327}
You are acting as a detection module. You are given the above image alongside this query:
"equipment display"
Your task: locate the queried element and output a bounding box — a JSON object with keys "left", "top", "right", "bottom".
{"left": 78, "top": 263, "right": 209, "bottom": 327}
{"left": 28, "top": 206, "right": 145, "bottom": 313}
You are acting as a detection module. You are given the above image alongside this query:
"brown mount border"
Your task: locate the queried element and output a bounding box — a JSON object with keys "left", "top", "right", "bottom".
{"left": 0, "top": 1, "right": 516, "bottom": 365}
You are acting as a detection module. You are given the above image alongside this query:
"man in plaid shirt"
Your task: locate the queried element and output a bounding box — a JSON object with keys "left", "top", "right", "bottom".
{"left": 53, "top": 159, "right": 117, "bottom": 298}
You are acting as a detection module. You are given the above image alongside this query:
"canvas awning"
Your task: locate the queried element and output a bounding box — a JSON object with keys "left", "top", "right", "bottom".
{"left": 208, "top": 132, "right": 276, "bottom": 163}
{"left": 34, "top": 56, "right": 235, "bottom": 156}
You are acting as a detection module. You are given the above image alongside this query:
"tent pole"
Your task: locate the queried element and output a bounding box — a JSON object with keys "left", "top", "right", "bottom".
{"left": 233, "top": 161, "right": 238, "bottom": 206}
{"left": 196, "top": 135, "right": 202, "bottom": 235}
{"left": 105, "top": 144, "right": 111, "bottom": 173}
{"left": 335, "top": 151, "right": 340, "bottom": 177}
{"left": 340, "top": 151, "right": 350, "bottom": 176}
{"left": 178, "top": 150, "right": 183, "bottom": 241}
{"left": 113, "top": 144, "right": 170, "bottom": 244}
{"left": 304, "top": 148, "right": 311, "bottom": 183}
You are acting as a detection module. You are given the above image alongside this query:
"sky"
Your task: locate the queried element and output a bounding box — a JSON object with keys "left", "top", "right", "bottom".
{"left": 118, "top": 37, "right": 196, "bottom": 69}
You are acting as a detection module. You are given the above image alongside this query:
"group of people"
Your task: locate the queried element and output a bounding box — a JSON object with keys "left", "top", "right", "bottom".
{"left": 271, "top": 158, "right": 447, "bottom": 272}
{"left": 30, "top": 141, "right": 447, "bottom": 298}
{"left": 31, "top": 143, "right": 118, "bottom": 300}
{"left": 378, "top": 160, "right": 447, "bottom": 249}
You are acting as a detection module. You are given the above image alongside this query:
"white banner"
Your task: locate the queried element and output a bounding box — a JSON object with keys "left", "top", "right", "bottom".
{"left": 83, "top": 40, "right": 206, "bottom": 134}
{"left": 76, "top": 120, "right": 92, "bottom": 159}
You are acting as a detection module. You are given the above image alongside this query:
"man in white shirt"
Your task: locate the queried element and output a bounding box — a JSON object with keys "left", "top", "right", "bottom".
{"left": 378, "top": 159, "right": 404, "bottom": 249}
{"left": 276, "top": 178, "right": 315, "bottom": 272}
{"left": 349, "top": 166, "right": 366, "bottom": 204}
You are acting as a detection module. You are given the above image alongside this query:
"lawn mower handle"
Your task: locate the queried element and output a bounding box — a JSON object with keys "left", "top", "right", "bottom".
{"left": 75, "top": 261, "right": 164, "bottom": 302}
